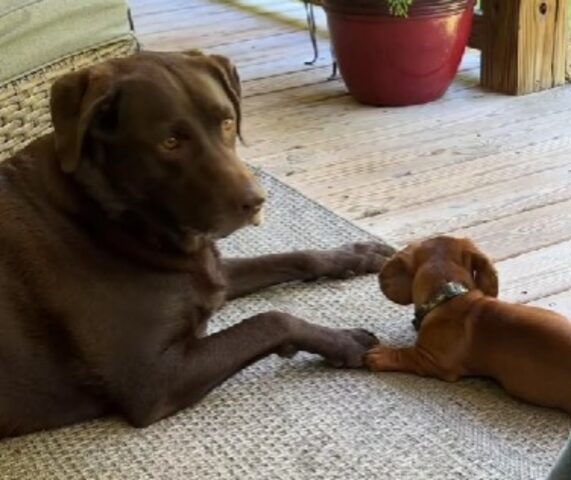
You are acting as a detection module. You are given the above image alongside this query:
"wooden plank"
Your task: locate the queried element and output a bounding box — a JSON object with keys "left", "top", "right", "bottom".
{"left": 135, "top": 7, "right": 293, "bottom": 37}
{"left": 242, "top": 65, "right": 335, "bottom": 98}
{"left": 134, "top": 1, "right": 304, "bottom": 36}
{"left": 244, "top": 70, "right": 479, "bottom": 130}
{"left": 255, "top": 94, "right": 571, "bottom": 183}
{"left": 132, "top": 0, "right": 301, "bottom": 49}
{"left": 359, "top": 164, "right": 571, "bottom": 246}
{"left": 135, "top": 4, "right": 332, "bottom": 78}
{"left": 282, "top": 138, "right": 571, "bottom": 218}
{"left": 529, "top": 290, "right": 571, "bottom": 317}
{"left": 214, "top": 0, "right": 330, "bottom": 33}
{"left": 481, "top": 0, "right": 568, "bottom": 94}
{"left": 141, "top": 21, "right": 300, "bottom": 51}
{"left": 262, "top": 128, "right": 567, "bottom": 191}
{"left": 210, "top": 36, "right": 333, "bottom": 81}
{"left": 497, "top": 240, "right": 571, "bottom": 303}
{"left": 244, "top": 83, "right": 567, "bottom": 165}
{"left": 208, "top": 33, "right": 329, "bottom": 68}
{"left": 449, "top": 198, "right": 571, "bottom": 261}
{"left": 132, "top": 0, "right": 235, "bottom": 20}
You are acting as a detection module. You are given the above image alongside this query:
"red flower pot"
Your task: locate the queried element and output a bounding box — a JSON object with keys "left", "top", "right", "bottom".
{"left": 323, "top": 0, "right": 475, "bottom": 106}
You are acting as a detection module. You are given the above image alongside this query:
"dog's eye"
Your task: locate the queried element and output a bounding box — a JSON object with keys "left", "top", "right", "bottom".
{"left": 161, "top": 137, "right": 180, "bottom": 151}
{"left": 221, "top": 119, "right": 235, "bottom": 133}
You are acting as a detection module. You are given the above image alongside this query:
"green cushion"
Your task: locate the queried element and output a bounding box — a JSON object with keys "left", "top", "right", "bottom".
{"left": 0, "top": 0, "right": 135, "bottom": 84}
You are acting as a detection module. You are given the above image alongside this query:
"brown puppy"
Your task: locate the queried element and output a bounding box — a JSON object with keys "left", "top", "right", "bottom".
{"left": 0, "top": 50, "right": 393, "bottom": 438}
{"left": 366, "top": 236, "right": 571, "bottom": 414}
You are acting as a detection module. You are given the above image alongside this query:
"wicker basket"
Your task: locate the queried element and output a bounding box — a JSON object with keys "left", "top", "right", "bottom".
{"left": 0, "top": 38, "right": 138, "bottom": 162}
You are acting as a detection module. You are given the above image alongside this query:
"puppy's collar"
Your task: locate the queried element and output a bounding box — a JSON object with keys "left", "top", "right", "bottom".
{"left": 413, "top": 282, "right": 469, "bottom": 331}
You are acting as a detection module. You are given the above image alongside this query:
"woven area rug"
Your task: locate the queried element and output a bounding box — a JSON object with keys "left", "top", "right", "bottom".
{"left": 1, "top": 170, "right": 569, "bottom": 480}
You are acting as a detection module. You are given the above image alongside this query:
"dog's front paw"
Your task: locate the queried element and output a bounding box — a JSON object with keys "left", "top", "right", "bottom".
{"left": 274, "top": 315, "right": 379, "bottom": 368}
{"left": 317, "top": 242, "right": 396, "bottom": 279}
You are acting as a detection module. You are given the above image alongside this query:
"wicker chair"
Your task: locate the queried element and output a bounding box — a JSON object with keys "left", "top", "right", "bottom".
{"left": 0, "top": 0, "right": 138, "bottom": 162}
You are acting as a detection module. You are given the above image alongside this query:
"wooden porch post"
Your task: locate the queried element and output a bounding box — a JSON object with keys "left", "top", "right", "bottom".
{"left": 479, "top": 0, "right": 568, "bottom": 95}
{"left": 567, "top": 31, "right": 571, "bottom": 80}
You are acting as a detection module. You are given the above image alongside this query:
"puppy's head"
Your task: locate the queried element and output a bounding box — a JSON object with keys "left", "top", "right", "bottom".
{"left": 379, "top": 236, "right": 498, "bottom": 306}
{"left": 50, "top": 50, "right": 265, "bottom": 239}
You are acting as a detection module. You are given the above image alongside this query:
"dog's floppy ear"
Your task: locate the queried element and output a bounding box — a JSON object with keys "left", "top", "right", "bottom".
{"left": 50, "top": 66, "right": 117, "bottom": 173}
{"left": 208, "top": 54, "right": 242, "bottom": 138}
{"left": 208, "top": 54, "right": 241, "bottom": 100}
{"left": 379, "top": 250, "right": 414, "bottom": 305}
{"left": 463, "top": 240, "right": 499, "bottom": 297}
{"left": 182, "top": 50, "right": 242, "bottom": 138}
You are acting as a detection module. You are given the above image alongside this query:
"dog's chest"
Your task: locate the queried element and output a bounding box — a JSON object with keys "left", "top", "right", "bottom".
{"left": 182, "top": 250, "right": 227, "bottom": 336}
{"left": 64, "top": 245, "right": 228, "bottom": 342}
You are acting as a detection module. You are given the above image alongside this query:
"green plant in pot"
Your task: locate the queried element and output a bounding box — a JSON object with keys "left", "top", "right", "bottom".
{"left": 386, "top": 0, "right": 414, "bottom": 16}
{"left": 321, "top": 0, "right": 476, "bottom": 106}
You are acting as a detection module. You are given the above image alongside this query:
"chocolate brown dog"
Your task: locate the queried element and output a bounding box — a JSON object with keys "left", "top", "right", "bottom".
{"left": 0, "top": 50, "right": 392, "bottom": 438}
{"left": 366, "top": 236, "right": 571, "bottom": 414}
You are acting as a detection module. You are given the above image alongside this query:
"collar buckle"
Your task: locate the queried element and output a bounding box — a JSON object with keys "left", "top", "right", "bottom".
{"left": 413, "top": 282, "right": 469, "bottom": 331}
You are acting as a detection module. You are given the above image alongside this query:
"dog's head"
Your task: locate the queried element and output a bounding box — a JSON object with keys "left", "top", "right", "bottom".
{"left": 50, "top": 50, "right": 265, "bottom": 240}
{"left": 379, "top": 236, "right": 498, "bottom": 306}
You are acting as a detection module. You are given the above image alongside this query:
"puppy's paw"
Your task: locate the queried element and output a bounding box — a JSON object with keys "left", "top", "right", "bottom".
{"left": 364, "top": 345, "right": 391, "bottom": 371}
{"left": 324, "top": 328, "right": 380, "bottom": 368}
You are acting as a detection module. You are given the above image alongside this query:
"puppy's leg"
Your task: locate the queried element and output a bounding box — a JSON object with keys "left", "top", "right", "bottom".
{"left": 365, "top": 346, "right": 424, "bottom": 373}
{"left": 224, "top": 242, "right": 396, "bottom": 299}
{"left": 365, "top": 345, "right": 461, "bottom": 382}
{"left": 116, "top": 311, "right": 378, "bottom": 428}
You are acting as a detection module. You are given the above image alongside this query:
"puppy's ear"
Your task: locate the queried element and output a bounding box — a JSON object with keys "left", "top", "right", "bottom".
{"left": 50, "top": 65, "right": 117, "bottom": 173}
{"left": 379, "top": 251, "right": 414, "bottom": 305}
{"left": 463, "top": 240, "right": 499, "bottom": 297}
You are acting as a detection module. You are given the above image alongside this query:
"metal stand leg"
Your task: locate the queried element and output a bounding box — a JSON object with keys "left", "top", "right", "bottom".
{"left": 303, "top": 1, "right": 319, "bottom": 65}
{"left": 328, "top": 43, "right": 338, "bottom": 80}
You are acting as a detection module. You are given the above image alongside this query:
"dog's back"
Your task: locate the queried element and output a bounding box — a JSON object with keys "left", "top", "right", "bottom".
{"left": 467, "top": 298, "right": 571, "bottom": 413}
{"left": 0, "top": 141, "right": 109, "bottom": 435}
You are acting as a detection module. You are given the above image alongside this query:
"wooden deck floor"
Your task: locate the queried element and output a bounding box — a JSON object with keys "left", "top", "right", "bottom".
{"left": 129, "top": 0, "right": 571, "bottom": 316}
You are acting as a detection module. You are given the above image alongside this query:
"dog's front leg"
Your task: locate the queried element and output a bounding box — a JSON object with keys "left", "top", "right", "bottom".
{"left": 223, "top": 242, "right": 396, "bottom": 299}
{"left": 117, "top": 311, "right": 378, "bottom": 428}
